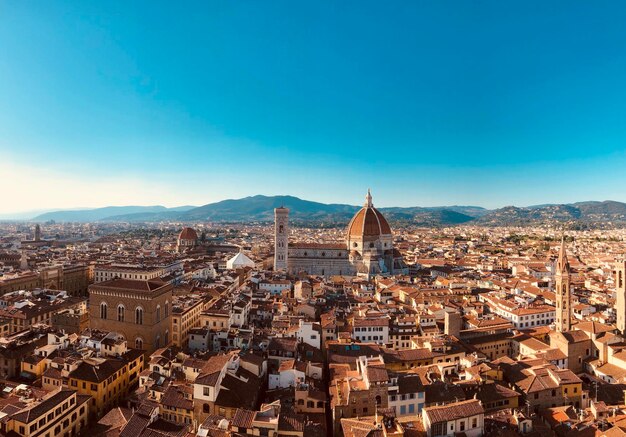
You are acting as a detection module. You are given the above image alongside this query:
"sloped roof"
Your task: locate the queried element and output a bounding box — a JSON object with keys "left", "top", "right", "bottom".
{"left": 424, "top": 399, "right": 484, "bottom": 424}
{"left": 226, "top": 251, "right": 255, "bottom": 269}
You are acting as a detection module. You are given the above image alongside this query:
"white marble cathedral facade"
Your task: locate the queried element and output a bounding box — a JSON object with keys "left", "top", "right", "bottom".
{"left": 273, "top": 190, "right": 407, "bottom": 278}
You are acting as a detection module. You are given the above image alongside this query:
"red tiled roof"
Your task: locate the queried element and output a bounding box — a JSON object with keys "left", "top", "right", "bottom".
{"left": 178, "top": 227, "right": 198, "bottom": 241}
{"left": 347, "top": 206, "right": 392, "bottom": 238}
{"left": 424, "top": 399, "right": 484, "bottom": 424}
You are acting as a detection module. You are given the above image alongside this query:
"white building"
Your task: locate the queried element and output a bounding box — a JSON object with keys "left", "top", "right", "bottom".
{"left": 297, "top": 320, "right": 321, "bottom": 349}
{"left": 422, "top": 399, "right": 484, "bottom": 437}
{"left": 352, "top": 316, "right": 389, "bottom": 345}
{"left": 480, "top": 293, "right": 555, "bottom": 329}
{"left": 268, "top": 359, "right": 305, "bottom": 390}
{"left": 259, "top": 280, "right": 292, "bottom": 296}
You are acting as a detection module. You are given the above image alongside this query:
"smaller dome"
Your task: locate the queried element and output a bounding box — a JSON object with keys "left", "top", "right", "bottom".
{"left": 178, "top": 227, "right": 198, "bottom": 241}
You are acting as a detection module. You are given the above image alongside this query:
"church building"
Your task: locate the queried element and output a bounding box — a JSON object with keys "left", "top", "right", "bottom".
{"left": 274, "top": 190, "right": 407, "bottom": 278}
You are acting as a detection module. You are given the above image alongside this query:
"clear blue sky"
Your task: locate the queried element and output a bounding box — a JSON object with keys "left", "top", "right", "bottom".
{"left": 2, "top": 1, "right": 626, "bottom": 213}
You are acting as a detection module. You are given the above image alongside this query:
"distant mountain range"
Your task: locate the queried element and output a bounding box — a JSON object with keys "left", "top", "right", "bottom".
{"left": 26, "top": 196, "right": 626, "bottom": 227}
{"left": 473, "top": 201, "right": 626, "bottom": 227}
{"left": 32, "top": 205, "right": 197, "bottom": 222}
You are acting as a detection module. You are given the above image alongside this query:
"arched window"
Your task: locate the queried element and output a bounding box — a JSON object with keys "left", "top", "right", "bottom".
{"left": 136, "top": 307, "right": 143, "bottom": 325}
{"left": 164, "top": 301, "right": 169, "bottom": 318}
{"left": 164, "top": 330, "right": 169, "bottom": 346}
{"left": 156, "top": 305, "right": 161, "bottom": 323}
{"left": 135, "top": 338, "right": 144, "bottom": 350}
{"left": 117, "top": 304, "right": 125, "bottom": 322}
{"left": 155, "top": 335, "right": 161, "bottom": 349}
{"left": 100, "top": 302, "right": 107, "bottom": 320}
{"left": 375, "top": 395, "right": 382, "bottom": 405}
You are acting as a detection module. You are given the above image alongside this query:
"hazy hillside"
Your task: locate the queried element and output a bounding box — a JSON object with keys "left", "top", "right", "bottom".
{"left": 182, "top": 195, "right": 358, "bottom": 222}
{"left": 32, "top": 205, "right": 196, "bottom": 222}
{"left": 475, "top": 201, "right": 626, "bottom": 227}
{"left": 71, "top": 195, "right": 484, "bottom": 226}
{"left": 27, "top": 197, "right": 626, "bottom": 227}
{"left": 181, "top": 196, "right": 480, "bottom": 225}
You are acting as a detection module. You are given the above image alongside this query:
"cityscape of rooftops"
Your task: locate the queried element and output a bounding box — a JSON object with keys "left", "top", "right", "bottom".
{"left": 2, "top": 2, "right": 626, "bottom": 437}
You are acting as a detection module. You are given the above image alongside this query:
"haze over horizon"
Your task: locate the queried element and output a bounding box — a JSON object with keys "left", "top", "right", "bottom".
{"left": 3, "top": 1, "right": 626, "bottom": 214}
{"left": 4, "top": 193, "right": 626, "bottom": 222}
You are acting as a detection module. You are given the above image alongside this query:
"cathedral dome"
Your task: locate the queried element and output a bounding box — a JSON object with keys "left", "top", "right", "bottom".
{"left": 347, "top": 190, "right": 392, "bottom": 238}
{"left": 178, "top": 227, "right": 198, "bottom": 241}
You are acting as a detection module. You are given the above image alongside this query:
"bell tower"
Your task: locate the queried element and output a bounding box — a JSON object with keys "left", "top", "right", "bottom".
{"left": 616, "top": 258, "right": 626, "bottom": 335}
{"left": 274, "top": 207, "right": 289, "bottom": 271}
{"left": 555, "top": 236, "right": 572, "bottom": 332}
{"left": 20, "top": 250, "right": 28, "bottom": 270}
